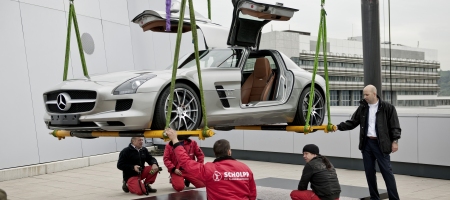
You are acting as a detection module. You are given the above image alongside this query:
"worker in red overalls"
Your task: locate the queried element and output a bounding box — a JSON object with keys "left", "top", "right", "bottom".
{"left": 164, "top": 135, "right": 205, "bottom": 191}
{"left": 165, "top": 128, "right": 257, "bottom": 200}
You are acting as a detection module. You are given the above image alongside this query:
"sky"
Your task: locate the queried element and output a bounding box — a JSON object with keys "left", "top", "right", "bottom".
{"left": 188, "top": 0, "right": 450, "bottom": 71}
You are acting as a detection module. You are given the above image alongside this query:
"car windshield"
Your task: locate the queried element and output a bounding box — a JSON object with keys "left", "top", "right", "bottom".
{"left": 165, "top": 49, "right": 241, "bottom": 69}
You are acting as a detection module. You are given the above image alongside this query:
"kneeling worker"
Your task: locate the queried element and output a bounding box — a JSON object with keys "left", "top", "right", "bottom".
{"left": 291, "top": 144, "right": 341, "bottom": 200}
{"left": 164, "top": 135, "right": 206, "bottom": 191}
{"left": 118, "top": 137, "right": 160, "bottom": 195}
{"left": 165, "top": 128, "right": 257, "bottom": 200}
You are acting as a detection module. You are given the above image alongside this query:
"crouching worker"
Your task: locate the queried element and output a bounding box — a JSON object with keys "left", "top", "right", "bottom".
{"left": 291, "top": 144, "right": 341, "bottom": 200}
{"left": 164, "top": 135, "right": 206, "bottom": 191}
{"left": 118, "top": 137, "right": 160, "bottom": 195}
{"left": 165, "top": 128, "right": 257, "bottom": 200}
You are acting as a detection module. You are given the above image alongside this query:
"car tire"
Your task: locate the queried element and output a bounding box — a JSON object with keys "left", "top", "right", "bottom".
{"left": 289, "top": 86, "right": 325, "bottom": 126}
{"left": 151, "top": 83, "right": 202, "bottom": 131}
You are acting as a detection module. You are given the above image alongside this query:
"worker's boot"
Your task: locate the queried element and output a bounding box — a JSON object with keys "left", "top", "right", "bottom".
{"left": 122, "top": 181, "right": 129, "bottom": 193}
{"left": 145, "top": 184, "right": 157, "bottom": 193}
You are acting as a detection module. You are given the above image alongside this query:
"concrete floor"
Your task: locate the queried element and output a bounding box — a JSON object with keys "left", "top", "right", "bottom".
{"left": 0, "top": 156, "right": 449, "bottom": 200}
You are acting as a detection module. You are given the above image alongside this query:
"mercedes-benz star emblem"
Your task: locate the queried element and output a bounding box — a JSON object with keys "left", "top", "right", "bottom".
{"left": 56, "top": 93, "right": 72, "bottom": 111}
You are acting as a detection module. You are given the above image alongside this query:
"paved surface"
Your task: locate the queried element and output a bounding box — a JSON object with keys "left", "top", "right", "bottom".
{"left": 0, "top": 156, "right": 449, "bottom": 199}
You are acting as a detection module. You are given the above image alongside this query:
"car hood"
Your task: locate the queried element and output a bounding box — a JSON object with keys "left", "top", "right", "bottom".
{"left": 73, "top": 70, "right": 175, "bottom": 83}
{"left": 44, "top": 66, "right": 201, "bottom": 95}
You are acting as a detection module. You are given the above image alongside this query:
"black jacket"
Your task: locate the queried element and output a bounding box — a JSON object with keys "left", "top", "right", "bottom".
{"left": 337, "top": 96, "right": 401, "bottom": 154}
{"left": 117, "top": 143, "right": 159, "bottom": 182}
{"left": 298, "top": 156, "right": 341, "bottom": 200}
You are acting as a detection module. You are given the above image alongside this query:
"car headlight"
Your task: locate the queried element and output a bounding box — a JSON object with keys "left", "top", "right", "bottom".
{"left": 113, "top": 73, "right": 157, "bottom": 95}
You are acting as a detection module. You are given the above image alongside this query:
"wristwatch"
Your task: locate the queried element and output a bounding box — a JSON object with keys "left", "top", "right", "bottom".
{"left": 393, "top": 140, "right": 398, "bottom": 144}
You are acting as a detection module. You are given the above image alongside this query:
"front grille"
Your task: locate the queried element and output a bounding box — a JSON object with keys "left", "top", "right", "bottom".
{"left": 115, "top": 99, "right": 133, "bottom": 111}
{"left": 47, "top": 102, "right": 95, "bottom": 113}
{"left": 45, "top": 90, "right": 97, "bottom": 113}
{"left": 46, "top": 90, "right": 96, "bottom": 101}
{"left": 49, "top": 122, "right": 98, "bottom": 127}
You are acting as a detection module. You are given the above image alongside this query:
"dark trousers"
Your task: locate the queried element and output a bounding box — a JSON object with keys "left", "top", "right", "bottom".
{"left": 363, "top": 138, "right": 400, "bottom": 200}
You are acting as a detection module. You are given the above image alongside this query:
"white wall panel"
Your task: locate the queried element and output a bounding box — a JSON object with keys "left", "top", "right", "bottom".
{"left": 335, "top": 46, "right": 344, "bottom": 54}
{"left": 350, "top": 127, "right": 363, "bottom": 159}
{"left": 64, "top": 0, "right": 101, "bottom": 19}
{"left": 129, "top": 26, "right": 156, "bottom": 70}
{"left": 81, "top": 138, "right": 117, "bottom": 157}
{"left": 342, "top": 40, "right": 349, "bottom": 48}
{"left": 244, "top": 130, "right": 294, "bottom": 153}
{"left": 293, "top": 116, "right": 352, "bottom": 158}
{"left": 391, "top": 117, "right": 418, "bottom": 163}
{"left": 127, "top": 0, "right": 149, "bottom": 18}
{"left": 69, "top": 15, "right": 108, "bottom": 78}
{"left": 102, "top": 21, "right": 135, "bottom": 72}
{"left": 19, "top": 0, "right": 65, "bottom": 11}
{"left": 335, "top": 113, "right": 365, "bottom": 159}
{"left": 336, "top": 39, "right": 343, "bottom": 47}
{"left": 169, "top": 31, "right": 207, "bottom": 61}
{"left": 354, "top": 41, "right": 363, "bottom": 49}
{"left": 201, "top": 130, "right": 244, "bottom": 150}
{"left": 99, "top": 0, "right": 129, "bottom": 25}
{"left": 0, "top": 0, "right": 40, "bottom": 170}
{"left": 418, "top": 117, "right": 450, "bottom": 166}
{"left": 116, "top": 137, "right": 132, "bottom": 151}
{"left": 20, "top": 4, "right": 83, "bottom": 163}
{"left": 299, "top": 42, "right": 309, "bottom": 52}
{"left": 148, "top": 0, "right": 166, "bottom": 11}
{"left": 127, "top": 0, "right": 155, "bottom": 70}
{"left": 152, "top": 32, "right": 173, "bottom": 70}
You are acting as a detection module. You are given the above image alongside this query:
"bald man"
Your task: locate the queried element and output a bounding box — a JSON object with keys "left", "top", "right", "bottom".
{"left": 335, "top": 85, "right": 401, "bottom": 200}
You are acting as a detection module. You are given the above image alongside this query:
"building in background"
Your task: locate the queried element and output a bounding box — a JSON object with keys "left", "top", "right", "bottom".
{"left": 260, "top": 31, "right": 450, "bottom": 106}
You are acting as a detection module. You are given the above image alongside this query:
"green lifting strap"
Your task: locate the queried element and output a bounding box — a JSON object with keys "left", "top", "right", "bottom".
{"left": 207, "top": 0, "right": 211, "bottom": 19}
{"left": 63, "top": 0, "right": 89, "bottom": 81}
{"left": 304, "top": 0, "right": 333, "bottom": 133}
{"left": 165, "top": 0, "right": 209, "bottom": 137}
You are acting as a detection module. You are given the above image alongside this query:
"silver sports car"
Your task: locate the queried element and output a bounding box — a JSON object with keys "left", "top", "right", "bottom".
{"left": 43, "top": 0, "right": 327, "bottom": 132}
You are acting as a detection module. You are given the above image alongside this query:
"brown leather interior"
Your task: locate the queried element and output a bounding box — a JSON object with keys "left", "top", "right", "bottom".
{"left": 142, "top": 20, "right": 192, "bottom": 33}
{"left": 241, "top": 8, "right": 291, "bottom": 21}
{"left": 241, "top": 57, "right": 275, "bottom": 104}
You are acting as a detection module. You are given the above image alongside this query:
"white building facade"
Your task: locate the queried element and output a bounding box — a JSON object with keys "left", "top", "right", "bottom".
{"left": 259, "top": 31, "right": 448, "bottom": 107}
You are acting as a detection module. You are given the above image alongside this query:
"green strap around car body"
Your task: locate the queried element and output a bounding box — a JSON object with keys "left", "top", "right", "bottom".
{"left": 165, "top": 0, "right": 209, "bottom": 137}
{"left": 304, "top": 0, "right": 333, "bottom": 133}
{"left": 63, "top": 0, "right": 89, "bottom": 81}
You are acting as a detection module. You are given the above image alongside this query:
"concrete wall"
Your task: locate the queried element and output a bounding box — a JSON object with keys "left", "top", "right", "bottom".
{"left": 0, "top": 0, "right": 203, "bottom": 170}
{"left": 180, "top": 111, "right": 450, "bottom": 167}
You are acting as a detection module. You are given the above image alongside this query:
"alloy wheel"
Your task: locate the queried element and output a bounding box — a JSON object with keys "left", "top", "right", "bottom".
{"left": 164, "top": 88, "right": 200, "bottom": 130}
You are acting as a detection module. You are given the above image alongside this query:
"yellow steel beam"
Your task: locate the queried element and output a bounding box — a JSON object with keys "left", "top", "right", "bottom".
{"left": 50, "top": 124, "right": 336, "bottom": 140}
{"left": 50, "top": 129, "right": 215, "bottom": 140}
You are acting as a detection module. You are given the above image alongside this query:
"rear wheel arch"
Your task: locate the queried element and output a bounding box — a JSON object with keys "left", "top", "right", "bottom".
{"left": 289, "top": 82, "right": 326, "bottom": 126}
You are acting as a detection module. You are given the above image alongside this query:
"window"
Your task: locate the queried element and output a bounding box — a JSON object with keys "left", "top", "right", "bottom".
{"left": 243, "top": 59, "right": 256, "bottom": 71}
{"left": 352, "top": 90, "right": 362, "bottom": 105}
{"left": 243, "top": 56, "right": 277, "bottom": 72}
{"left": 173, "top": 49, "right": 241, "bottom": 69}
{"left": 291, "top": 57, "right": 300, "bottom": 65}
{"left": 330, "top": 91, "right": 339, "bottom": 106}
{"left": 383, "top": 91, "right": 392, "bottom": 104}
{"left": 341, "top": 91, "right": 350, "bottom": 106}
